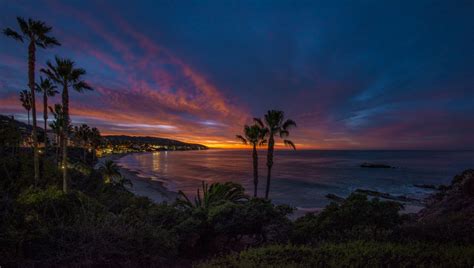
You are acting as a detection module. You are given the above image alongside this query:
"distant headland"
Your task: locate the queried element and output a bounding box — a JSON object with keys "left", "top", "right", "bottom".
{"left": 99, "top": 135, "right": 208, "bottom": 155}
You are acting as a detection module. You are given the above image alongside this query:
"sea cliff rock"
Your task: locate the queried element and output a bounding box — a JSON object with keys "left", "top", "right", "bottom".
{"left": 418, "top": 169, "right": 474, "bottom": 222}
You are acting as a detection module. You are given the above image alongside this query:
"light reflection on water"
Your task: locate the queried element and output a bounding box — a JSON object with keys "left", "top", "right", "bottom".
{"left": 117, "top": 149, "right": 474, "bottom": 208}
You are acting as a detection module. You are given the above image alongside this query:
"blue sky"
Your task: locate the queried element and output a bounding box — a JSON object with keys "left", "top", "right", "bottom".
{"left": 1, "top": 0, "right": 473, "bottom": 149}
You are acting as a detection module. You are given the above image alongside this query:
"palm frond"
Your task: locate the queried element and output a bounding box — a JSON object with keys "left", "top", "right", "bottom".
{"left": 283, "top": 139, "right": 296, "bottom": 150}
{"left": 253, "top": 117, "right": 264, "bottom": 128}
{"left": 283, "top": 119, "right": 297, "bottom": 130}
{"left": 17, "top": 17, "right": 29, "bottom": 36}
{"left": 236, "top": 135, "right": 247, "bottom": 144}
{"left": 280, "top": 130, "right": 289, "bottom": 138}
{"left": 41, "top": 35, "right": 60, "bottom": 47}
{"left": 73, "top": 80, "right": 93, "bottom": 92}
{"left": 3, "top": 28, "right": 23, "bottom": 42}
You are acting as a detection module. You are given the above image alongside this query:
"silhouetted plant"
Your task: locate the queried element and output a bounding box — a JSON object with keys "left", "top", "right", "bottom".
{"left": 35, "top": 77, "right": 58, "bottom": 148}
{"left": 3, "top": 17, "right": 60, "bottom": 185}
{"left": 87, "top": 127, "right": 102, "bottom": 162}
{"left": 19, "top": 90, "right": 32, "bottom": 125}
{"left": 73, "top": 124, "right": 91, "bottom": 162}
{"left": 49, "top": 104, "right": 70, "bottom": 166}
{"left": 177, "top": 181, "right": 248, "bottom": 210}
{"left": 236, "top": 124, "right": 267, "bottom": 197}
{"left": 41, "top": 56, "right": 93, "bottom": 193}
{"left": 255, "top": 110, "right": 296, "bottom": 199}
{"left": 98, "top": 159, "right": 131, "bottom": 187}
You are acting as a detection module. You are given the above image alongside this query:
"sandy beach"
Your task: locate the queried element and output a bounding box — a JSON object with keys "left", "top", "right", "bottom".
{"left": 97, "top": 154, "right": 178, "bottom": 203}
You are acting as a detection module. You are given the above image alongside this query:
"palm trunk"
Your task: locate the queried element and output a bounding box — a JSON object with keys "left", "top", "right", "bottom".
{"left": 28, "top": 41, "right": 40, "bottom": 185}
{"left": 27, "top": 110, "right": 30, "bottom": 125}
{"left": 43, "top": 92, "right": 48, "bottom": 148}
{"left": 62, "top": 84, "right": 69, "bottom": 193}
{"left": 56, "top": 133, "right": 60, "bottom": 166}
{"left": 265, "top": 135, "right": 274, "bottom": 199}
{"left": 252, "top": 144, "right": 258, "bottom": 197}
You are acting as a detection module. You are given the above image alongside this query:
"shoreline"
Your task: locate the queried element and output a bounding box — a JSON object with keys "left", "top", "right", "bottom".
{"left": 98, "top": 153, "right": 178, "bottom": 203}
{"left": 97, "top": 152, "right": 427, "bottom": 216}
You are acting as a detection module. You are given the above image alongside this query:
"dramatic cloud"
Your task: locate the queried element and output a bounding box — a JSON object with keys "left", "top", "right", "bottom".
{"left": 1, "top": 0, "right": 473, "bottom": 149}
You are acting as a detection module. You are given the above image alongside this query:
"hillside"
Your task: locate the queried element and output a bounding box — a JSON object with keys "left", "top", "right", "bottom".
{"left": 103, "top": 135, "right": 208, "bottom": 152}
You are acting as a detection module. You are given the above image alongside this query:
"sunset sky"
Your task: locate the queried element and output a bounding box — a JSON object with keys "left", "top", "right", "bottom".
{"left": 1, "top": 0, "right": 473, "bottom": 149}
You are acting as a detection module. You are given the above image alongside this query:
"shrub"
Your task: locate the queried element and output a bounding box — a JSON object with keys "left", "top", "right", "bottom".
{"left": 292, "top": 193, "right": 402, "bottom": 243}
{"left": 199, "top": 242, "right": 474, "bottom": 267}
{"left": 171, "top": 197, "right": 293, "bottom": 258}
{"left": 1, "top": 187, "right": 180, "bottom": 266}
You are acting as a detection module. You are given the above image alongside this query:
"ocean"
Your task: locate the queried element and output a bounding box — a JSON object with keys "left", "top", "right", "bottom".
{"left": 117, "top": 150, "right": 474, "bottom": 209}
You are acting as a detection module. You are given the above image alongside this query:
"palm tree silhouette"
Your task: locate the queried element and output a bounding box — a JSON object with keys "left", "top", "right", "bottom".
{"left": 89, "top": 127, "right": 102, "bottom": 162}
{"left": 98, "top": 160, "right": 132, "bottom": 187}
{"left": 19, "top": 90, "right": 32, "bottom": 125}
{"left": 49, "top": 104, "right": 69, "bottom": 167}
{"left": 41, "top": 56, "right": 93, "bottom": 193}
{"left": 73, "top": 124, "right": 91, "bottom": 162}
{"left": 36, "top": 77, "right": 58, "bottom": 148}
{"left": 3, "top": 17, "right": 60, "bottom": 185}
{"left": 255, "top": 110, "right": 296, "bottom": 199}
{"left": 236, "top": 124, "right": 267, "bottom": 197}
{"left": 176, "top": 181, "right": 248, "bottom": 210}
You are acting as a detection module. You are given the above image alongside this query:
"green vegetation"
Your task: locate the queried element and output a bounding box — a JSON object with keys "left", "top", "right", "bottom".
{"left": 199, "top": 242, "right": 474, "bottom": 267}
{"left": 292, "top": 193, "right": 403, "bottom": 243}
{"left": 1, "top": 125, "right": 474, "bottom": 266}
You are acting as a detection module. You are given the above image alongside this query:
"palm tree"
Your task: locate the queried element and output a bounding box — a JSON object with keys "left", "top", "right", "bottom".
{"left": 19, "top": 90, "right": 32, "bottom": 125}
{"left": 41, "top": 56, "right": 93, "bottom": 193}
{"left": 4, "top": 17, "right": 60, "bottom": 185}
{"left": 176, "top": 181, "right": 248, "bottom": 210}
{"left": 98, "top": 160, "right": 131, "bottom": 187}
{"left": 236, "top": 124, "right": 267, "bottom": 197}
{"left": 49, "top": 104, "right": 69, "bottom": 166}
{"left": 49, "top": 119, "right": 61, "bottom": 164}
{"left": 73, "top": 124, "right": 91, "bottom": 162}
{"left": 255, "top": 110, "right": 296, "bottom": 199}
{"left": 36, "top": 77, "right": 58, "bottom": 148}
{"left": 89, "top": 127, "right": 102, "bottom": 162}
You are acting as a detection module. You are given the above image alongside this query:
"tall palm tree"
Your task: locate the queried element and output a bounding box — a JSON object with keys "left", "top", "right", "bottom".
{"left": 3, "top": 17, "right": 60, "bottom": 185}
{"left": 41, "top": 56, "right": 93, "bottom": 193}
{"left": 19, "top": 90, "right": 32, "bottom": 125}
{"left": 36, "top": 77, "right": 58, "bottom": 148}
{"left": 236, "top": 124, "right": 267, "bottom": 197}
{"left": 255, "top": 110, "right": 296, "bottom": 199}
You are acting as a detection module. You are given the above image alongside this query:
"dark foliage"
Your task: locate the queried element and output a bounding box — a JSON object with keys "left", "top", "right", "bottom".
{"left": 199, "top": 242, "right": 474, "bottom": 267}
{"left": 292, "top": 193, "right": 403, "bottom": 244}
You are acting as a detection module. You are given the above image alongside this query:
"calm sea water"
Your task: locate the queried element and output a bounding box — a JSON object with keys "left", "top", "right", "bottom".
{"left": 117, "top": 150, "right": 474, "bottom": 209}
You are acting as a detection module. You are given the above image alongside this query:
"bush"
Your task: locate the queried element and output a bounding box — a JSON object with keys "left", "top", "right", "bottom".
{"left": 398, "top": 214, "right": 474, "bottom": 244}
{"left": 1, "top": 187, "right": 180, "bottom": 266}
{"left": 172, "top": 197, "right": 294, "bottom": 258}
{"left": 292, "top": 193, "right": 402, "bottom": 243}
{"left": 199, "top": 242, "right": 474, "bottom": 267}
